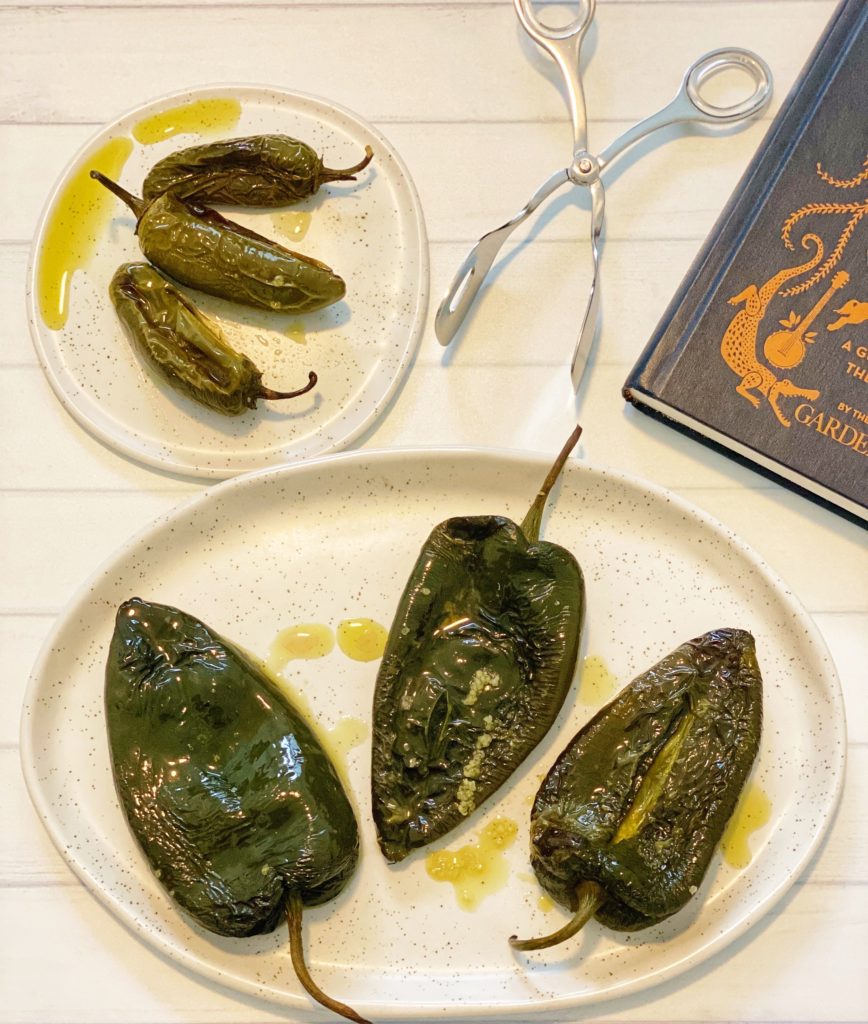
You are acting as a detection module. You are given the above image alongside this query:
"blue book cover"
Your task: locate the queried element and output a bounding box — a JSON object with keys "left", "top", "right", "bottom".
{"left": 624, "top": 0, "right": 867, "bottom": 523}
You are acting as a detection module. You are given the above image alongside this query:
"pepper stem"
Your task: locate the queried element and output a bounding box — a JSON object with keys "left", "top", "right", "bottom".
{"left": 321, "top": 145, "right": 375, "bottom": 183}
{"left": 509, "top": 880, "right": 605, "bottom": 952}
{"left": 286, "top": 893, "right": 372, "bottom": 1024}
{"left": 520, "top": 424, "right": 583, "bottom": 543}
{"left": 259, "top": 370, "right": 318, "bottom": 402}
{"left": 89, "top": 170, "right": 147, "bottom": 220}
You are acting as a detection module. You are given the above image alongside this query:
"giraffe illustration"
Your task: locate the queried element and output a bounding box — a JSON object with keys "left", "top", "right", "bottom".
{"left": 720, "top": 234, "right": 824, "bottom": 427}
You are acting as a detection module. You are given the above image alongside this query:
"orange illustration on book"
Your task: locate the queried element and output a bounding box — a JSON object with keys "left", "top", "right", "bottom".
{"left": 778, "top": 157, "right": 868, "bottom": 297}
{"left": 720, "top": 235, "right": 823, "bottom": 428}
{"left": 827, "top": 299, "right": 868, "bottom": 332}
{"left": 720, "top": 154, "right": 867, "bottom": 428}
{"left": 763, "top": 271, "right": 849, "bottom": 369}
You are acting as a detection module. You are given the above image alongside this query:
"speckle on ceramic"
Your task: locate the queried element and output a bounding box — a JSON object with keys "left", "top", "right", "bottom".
{"left": 25, "top": 84, "right": 429, "bottom": 478}
{"left": 19, "top": 452, "right": 846, "bottom": 1017}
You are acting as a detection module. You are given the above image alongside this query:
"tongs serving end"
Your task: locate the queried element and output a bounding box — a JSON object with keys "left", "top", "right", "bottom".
{"left": 435, "top": 169, "right": 570, "bottom": 346}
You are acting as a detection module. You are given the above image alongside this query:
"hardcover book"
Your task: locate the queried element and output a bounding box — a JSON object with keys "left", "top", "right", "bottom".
{"left": 623, "top": 0, "right": 868, "bottom": 523}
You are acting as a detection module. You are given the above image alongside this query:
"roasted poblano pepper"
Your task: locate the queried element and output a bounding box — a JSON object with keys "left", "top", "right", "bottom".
{"left": 110, "top": 262, "right": 317, "bottom": 414}
{"left": 143, "top": 134, "right": 375, "bottom": 206}
{"left": 105, "top": 598, "right": 369, "bottom": 1024}
{"left": 511, "top": 628, "right": 762, "bottom": 951}
{"left": 371, "top": 426, "right": 585, "bottom": 863}
{"left": 90, "top": 171, "right": 346, "bottom": 313}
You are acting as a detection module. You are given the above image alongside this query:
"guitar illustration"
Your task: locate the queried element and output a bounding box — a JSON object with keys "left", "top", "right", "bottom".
{"left": 762, "top": 271, "right": 850, "bottom": 369}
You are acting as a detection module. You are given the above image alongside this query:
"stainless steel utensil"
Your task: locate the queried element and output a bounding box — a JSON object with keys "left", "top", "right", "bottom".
{"left": 435, "top": 0, "right": 773, "bottom": 390}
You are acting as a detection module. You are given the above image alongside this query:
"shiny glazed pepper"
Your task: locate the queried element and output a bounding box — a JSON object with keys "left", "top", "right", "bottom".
{"left": 371, "top": 427, "right": 585, "bottom": 863}
{"left": 110, "top": 262, "right": 317, "bottom": 414}
{"left": 511, "top": 628, "right": 763, "bottom": 951}
{"left": 91, "top": 171, "right": 346, "bottom": 313}
{"left": 105, "top": 598, "right": 369, "bottom": 1024}
{"left": 142, "top": 134, "right": 375, "bottom": 206}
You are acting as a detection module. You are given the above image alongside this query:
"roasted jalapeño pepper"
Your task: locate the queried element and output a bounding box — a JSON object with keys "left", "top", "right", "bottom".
{"left": 371, "top": 426, "right": 585, "bottom": 863}
{"left": 90, "top": 171, "right": 346, "bottom": 313}
{"left": 143, "top": 134, "right": 375, "bottom": 206}
{"left": 510, "top": 628, "right": 763, "bottom": 951}
{"left": 105, "top": 598, "right": 369, "bottom": 1024}
{"left": 110, "top": 262, "right": 317, "bottom": 415}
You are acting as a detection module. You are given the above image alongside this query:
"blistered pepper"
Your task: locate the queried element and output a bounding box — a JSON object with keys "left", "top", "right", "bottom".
{"left": 371, "top": 426, "right": 585, "bottom": 863}
{"left": 110, "top": 262, "right": 317, "bottom": 414}
{"left": 511, "top": 628, "right": 762, "bottom": 951}
{"left": 105, "top": 598, "right": 369, "bottom": 1024}
{"left": 91, "top": 171, "right": 346, "bottom": 313}
{"left": 143, "top": 134, "right": 374, "bottom": 206}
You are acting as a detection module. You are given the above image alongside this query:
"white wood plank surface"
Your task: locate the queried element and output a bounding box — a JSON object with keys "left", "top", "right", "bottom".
{"left": 3, "top": 1, "right": 865, "bottom": 1023}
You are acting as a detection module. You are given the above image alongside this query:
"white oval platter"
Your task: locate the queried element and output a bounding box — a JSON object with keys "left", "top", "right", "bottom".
{"left": 20, "top": 449, "right": 845, "bottom": 1018}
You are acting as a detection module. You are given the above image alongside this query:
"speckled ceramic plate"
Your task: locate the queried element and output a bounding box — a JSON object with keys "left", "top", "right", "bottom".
{"left": 21, "top": 449, "right": 845, "bottom": 1019}
{"left": 26, "top": 85, "right": 428, "bottom": 477}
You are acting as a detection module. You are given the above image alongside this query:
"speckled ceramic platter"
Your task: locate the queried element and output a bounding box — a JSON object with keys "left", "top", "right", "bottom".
{"left": 26, "top": 85, "right": 428, "bottom": 477}
{"left": 20, "top": 449, "right": 845, "bottom": 1019}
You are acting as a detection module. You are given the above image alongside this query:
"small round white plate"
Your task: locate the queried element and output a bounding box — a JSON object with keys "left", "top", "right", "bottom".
{"left": 26, "top": 85, "right": 429, "bottom": 478}
{"left": 20, "top": 450, "right": 845, "bottom": 1018}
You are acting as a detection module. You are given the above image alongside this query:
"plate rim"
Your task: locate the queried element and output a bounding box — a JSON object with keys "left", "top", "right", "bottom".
{"left": 19, "top": 446, "right": 848, "bottom": 1017}
{"left": 25, "top": 83, "right": 430, "bottom": 479}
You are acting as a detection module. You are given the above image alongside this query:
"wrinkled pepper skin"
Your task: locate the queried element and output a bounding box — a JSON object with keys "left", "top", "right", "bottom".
{"left": 140, "top": 193, "right": 345, "bottom": 312}
{"left": 143, "top": 134, "right": 374, "bottom": 207}
{"left": 372, "top": 514, "right": 585, "bottom": 863}
{"left": 529, "top": 629, "right": 762, "bottom": 931}
{"left": 105, "top": 598, "right": 359, "bottom": 938}
{"left": 91, "top": 172, "right": 346, "bottom": 313}
{"left": 109, "top": 263, "right": 317, "bottom": 414}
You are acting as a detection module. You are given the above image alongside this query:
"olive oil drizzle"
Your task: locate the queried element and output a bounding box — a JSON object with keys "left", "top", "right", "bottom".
{"left": 268, "top": 619, "right": 389, "bottom": 670}
{"left": 132, "top": 98, "right": 242, "bottom": 145}
{"left": 337, "top": 618, "right": 389, "bottom": 662}
{"left": 37, "top": 136, "right": 134, "bottom": 330}
{"left": 426, "top": 818, "right": 519, "bottom": 911}
{"left": 272, "top": 210, "right": 313, "bottom": 242}
{"left": 579, "top": 654, "right": 617, "bottom": 704}
{"left": 268, "top": 624, "right": 335, "bottom": 671}
{"left": 722, "top": 783, "right": 771, "bottom": 868}
{"left": 284, "top": 321, "right": 308, "bottom": 346}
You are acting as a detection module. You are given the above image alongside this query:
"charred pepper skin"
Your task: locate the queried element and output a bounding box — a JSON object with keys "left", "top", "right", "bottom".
{"left": 141, "top": 193, "right": 347, "bottom": 312}
{"left": 91, "top": 171, "right": 346, "bottom": 313}
{"left": 528, "top": 628, "right": 762, "bottom": 934}
{"left": 372, "top": 512, "right": 585, "bottom": 864}
{"left": 104, "top": 598, "right": 360, "bottom": 938}
{"left": 109, "top": 262, "right": 317, "bottom": 415}
{"left": 142, "top": 134, "right": 375, "bottom": 207}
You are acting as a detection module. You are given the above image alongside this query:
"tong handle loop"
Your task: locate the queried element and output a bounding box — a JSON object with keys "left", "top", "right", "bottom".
{"left": 684, "top": 48, "right": 772, "bottom": 123}
{"left": 513, "top": 0, "right": 595, "bottom": 43}
{"left": 513, "top": 0, "right": 596, "bottom": 155}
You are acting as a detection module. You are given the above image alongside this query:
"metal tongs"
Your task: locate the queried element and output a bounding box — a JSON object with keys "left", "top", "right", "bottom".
{"left": 435, "top": 0, "right": 773, "bottom": 390}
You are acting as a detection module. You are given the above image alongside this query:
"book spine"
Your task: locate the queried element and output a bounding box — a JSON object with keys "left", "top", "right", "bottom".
{"left": 623, "top": 0, "right": 863, "bottom": 403}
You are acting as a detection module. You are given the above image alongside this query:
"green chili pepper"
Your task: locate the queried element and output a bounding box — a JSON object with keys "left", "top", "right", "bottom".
{"left": 90, "top": 171, "right": 346, "bottom": 313}
{"left": 109, "top": 262, "right": 317, "bottom": 415}
{"left": 371, "top": 426, "right": 585, "bottom": 863}
{"left": 105, "top": 598, "right": 370, "bottom": 1024}
{"left": 510, "top": 628, "right": 762, "bottom": 951}
{"left": 143, "top": 135, "right": 375, "bottom": 206}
